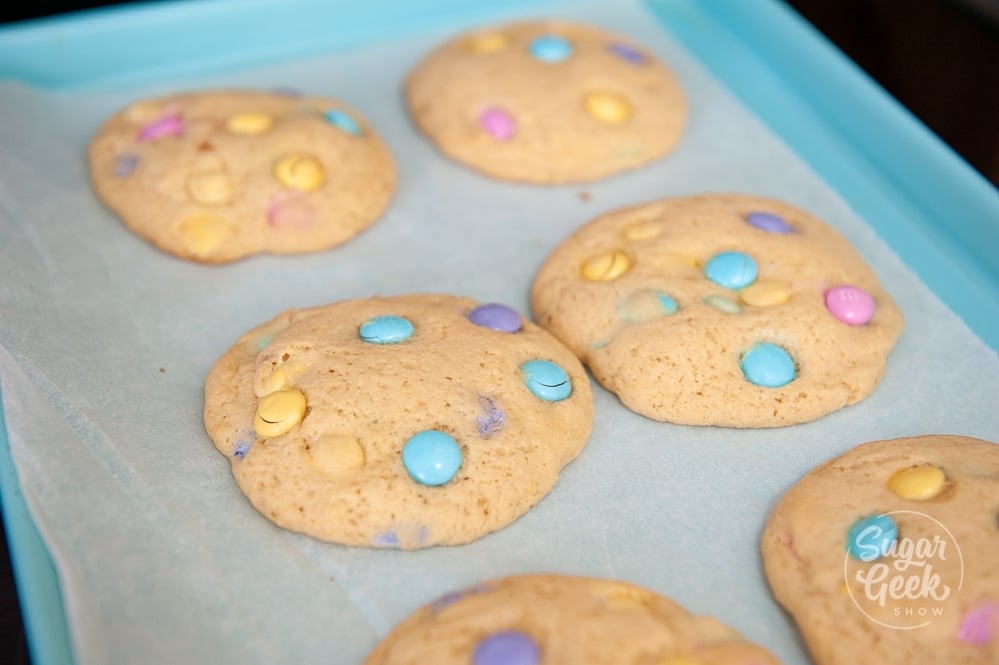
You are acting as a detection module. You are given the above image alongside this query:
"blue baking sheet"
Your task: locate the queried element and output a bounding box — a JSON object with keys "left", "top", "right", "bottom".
{"left": 1, "top": 1, "right": 997, "bottom": 663}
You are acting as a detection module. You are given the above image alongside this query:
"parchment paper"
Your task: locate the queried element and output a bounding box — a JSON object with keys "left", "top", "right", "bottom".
{"left": 1, "top": 1, "right": 997, "bottom": 663}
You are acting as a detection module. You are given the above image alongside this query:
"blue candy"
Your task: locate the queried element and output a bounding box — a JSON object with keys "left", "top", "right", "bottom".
{"left": 847, "top": 514, "right": 899, "bottom": 561}
{"left": 528, "top": 34, "right": 573, "bottom": 62}
{"left": 255, "top": 332, "right": 276, "bottom": 350}
{"left": 705, "top": 251, "right": 758, "bottom": 290}
{"left": 402, "top": 430, "right": 463, "bottom": 486}
{"left": 740, "top": 343, "right": 796, "bottom": 387}
{"left": 521, "top": 360, "right": 572, "bottom": 402}
{"left": 656, "top": 293, "right": 679, "bottom": 315}
{"left": 325, "top": 109, "right": 362, "bottom": 136}
{"left": 359, "top": 315, "right": 414, "bottom": 344}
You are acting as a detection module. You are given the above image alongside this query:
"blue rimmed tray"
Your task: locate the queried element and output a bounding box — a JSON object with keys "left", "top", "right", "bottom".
{"left": 1, "top": 1, "right": 996, "bottom": 663}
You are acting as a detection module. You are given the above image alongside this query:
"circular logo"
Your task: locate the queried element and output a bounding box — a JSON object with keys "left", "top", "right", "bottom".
{"left": 843, "top": 510, "right": 964, "bottom": 630}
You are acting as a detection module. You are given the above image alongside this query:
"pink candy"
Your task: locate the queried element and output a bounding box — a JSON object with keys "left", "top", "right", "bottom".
{"left": 824, "top": 285, "right": 875, "bottom": 325}
{"left": 479, "top": 107, "right": 516, "bottom": 141}
{"left": 138, "top": 113, "right": 185, "bottom": 141}
{"left": 957, "top": 602, "right": 998, "bottom": 646}
{"left": 267, "top": 193, "right": 315, "bottom": 230}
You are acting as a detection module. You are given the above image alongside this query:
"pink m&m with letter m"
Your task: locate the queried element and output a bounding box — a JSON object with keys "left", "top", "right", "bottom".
{"left": 824, "top": 285, "right": 875, "bottom": 325}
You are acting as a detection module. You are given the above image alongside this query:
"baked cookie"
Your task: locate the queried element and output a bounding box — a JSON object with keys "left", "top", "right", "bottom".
{"left": 405, "top": 19, "right": 687, "bottom": 184}
{"left": 531, "top": 194, "right": 904, "bottom": 427}
{"left": 203, "top": 294, "right": 593, "bottom": 548}
{"left": 762, "top": 435, "right": 999, "bottom": 665}
{"left": 364, "top": 574, "right": 781, "bottom": 664}
{"left": 88, "top": 89, "right": 395, "bottom": 262}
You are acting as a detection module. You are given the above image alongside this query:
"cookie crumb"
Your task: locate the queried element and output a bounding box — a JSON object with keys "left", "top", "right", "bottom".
{"left": 577, "top": 191, "right": 591, "bottom": 202}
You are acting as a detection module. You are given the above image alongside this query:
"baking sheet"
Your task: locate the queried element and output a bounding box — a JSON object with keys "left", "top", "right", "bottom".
{"left": 1, "top": 0, "right": 998, "bottom": 663}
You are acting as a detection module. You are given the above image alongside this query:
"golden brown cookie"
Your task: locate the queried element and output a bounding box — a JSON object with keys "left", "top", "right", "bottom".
{"left": 365, "top": 574, "right": 782, "bottom": 664}
{"left": 405, "top": 19, "right": 687, "bottom": 184}
{"left": 204, "top": 294, "right": 593, "bottom": 549}
{"left": 531, "top": 194, "right": 904, "bottom": 427}
{"left": 762, "top": 434, "right": 999, "bottom": 665}
{"left": 89, "top": 89, "right": 395, "bottom": 262}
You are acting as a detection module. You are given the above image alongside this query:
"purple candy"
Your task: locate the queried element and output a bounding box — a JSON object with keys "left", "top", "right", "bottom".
{"left": 746, "top": 211, "right": 793, "bottom": 234}
{"left": 476, "top": 396, "right": 505, "bottom": 439}
{"left": 474, "top": 631, "right": 540, "bottom": 665}
{"left": 608, "top": 42, "right": 647, "bottom": 64}
{"left": 469, "top": 303, "right": 522, "bottom": 332}
{"left": 430, "top": 583, "right": 493, "bottom": 613}
{"left": 430, "top": 590, "right": 466, "bottom": 612}
{"left": 114, "top": 153, "right": 139, "bottom": 177}
{"left": 372, "top": 531, "right": 399, "bottom": 548}
{"left": 233, "top": 440, "right": 252, "bottom": 459}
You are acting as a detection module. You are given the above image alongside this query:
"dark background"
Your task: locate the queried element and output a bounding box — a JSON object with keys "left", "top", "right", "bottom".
{"left": 1, "top": 1, "right": 997, "bottom": 663}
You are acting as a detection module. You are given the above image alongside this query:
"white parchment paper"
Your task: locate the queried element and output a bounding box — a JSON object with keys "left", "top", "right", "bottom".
{"left": 2, "top": 1, "right": 998, "bottom": 663}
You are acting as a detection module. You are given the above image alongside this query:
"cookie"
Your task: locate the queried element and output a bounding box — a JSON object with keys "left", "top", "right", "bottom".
{"left": 405, "top": 19, "right": 687, "bottom": 184}
{"left": 203, "top": 294, "right": 593, "bottom": 548}
{"left": 365, "top": 574, "right": 781, "bottom": 664}
{"left": 762, "top": 435, "right": 999, "bottom": 664}
{"left": 88, "top": 89, "right": 396, "bottom": 262}
{"left": 530, "top": 194, "right": 904, "bottom": 427}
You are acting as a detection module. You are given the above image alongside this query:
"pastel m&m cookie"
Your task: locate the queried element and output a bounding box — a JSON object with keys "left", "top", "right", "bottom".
{"left": 405, "top": 20, "right": 687, "bottom": 183}
{"left": 204, "top": 294, "right": 593, "bottom": 549}
{"left": 763, "top": 435, "right": 999, "bottom": 664}
{"left": 88, "top": 89, "right": 396, "bottom": 263}
{"left": 364, "top": 575, "right": 781, "bottom": 664}
{"left": 531, "top": 194, "right": 905, "bottom": 427}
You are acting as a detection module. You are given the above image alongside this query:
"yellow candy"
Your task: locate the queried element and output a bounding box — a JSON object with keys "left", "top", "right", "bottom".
{"left": 253, "top": 389, "right": 307, "bottom": 438}
{"left": 466, "top": 32, "right": 508, "bottom": 53}
{"left": 622, "top": 221, "right": 660, "bottom": 241}
{"left": 604, "top": 586, "right": 652, "bottom": 610}
{"left": 581, "top": 249, "right": 632, "bottom": 281}
{"left": 261, "top": 367, "right": 289, "bottom": 394}
{"left": 186, "top": 169, "right": 233, "bottom": 206}
{"left": 179, "top": 214, "right": 230, "bottom": 257}
{"left": 584, "top": 92, "right": 632, "bottom": 124}
{"left": 703, "top": 295, "right": 741, "bottom": 314}
{"left": 309, "top": 434, "right": 366, "bottom": 474}
{"left": 740, "top": 280, "right": 790, "bottom": 307}
{"left": 888, "top": 465, "right": 947, "bottom": 500}
{"left": 273, "top": 154, "right": 325, "bottom": 191}
{"left": 226, "top": 112, "right": 274, "bottom": 135}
